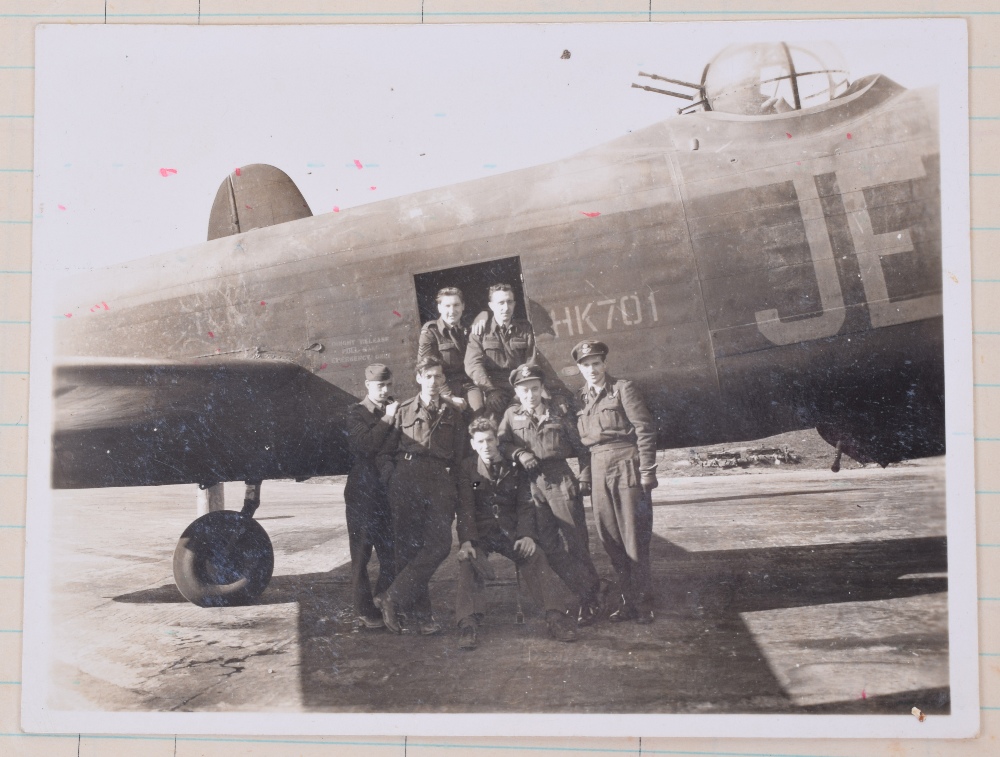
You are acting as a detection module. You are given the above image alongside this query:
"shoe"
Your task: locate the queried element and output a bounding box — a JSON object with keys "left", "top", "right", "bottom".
{"left": 418, "top": 618, "right": 443, "bottom": 636}
{"left": 373, "top": 593, "right": 402, "bottom": 634}
{"left": 635, "top": 609, "right": 655, "bottom": 625}
{"left": 577, "top": 601, "right": 600, "bottom": 627}
{"left": 458, "top": 623, "right": 478, "bottom": 650}
{"left": 609, "top": 602, "right": 639, "bottom": 623}
{"left": 546, "top": 611, "right": 578, "bottom": 643}
{"left": 357, "top": 614, "right": 385, "bottom": 630}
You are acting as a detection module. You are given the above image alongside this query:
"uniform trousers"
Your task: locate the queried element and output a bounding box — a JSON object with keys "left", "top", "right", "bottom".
{"left": 591, "top": 445, "right": 653, "bottom": 610}
{"left": 386, "top": 456, "right": 457, "bottom": 619}
{"left": 454, "top": 529, "right": 571, "bottom": 624}
{"left": 344, "top": 473, "right": 395, "bottom": 620}
{"left": 523, "top": 460, "right": 601, "bottom": 601}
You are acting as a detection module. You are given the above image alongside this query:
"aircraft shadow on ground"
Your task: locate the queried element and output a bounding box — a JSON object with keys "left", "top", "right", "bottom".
{"left": 112, "top": 531, "right": 949, "bottom": 715}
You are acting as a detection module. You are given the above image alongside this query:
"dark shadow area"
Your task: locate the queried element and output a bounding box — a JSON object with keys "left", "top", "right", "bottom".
{"left": 800, "top": 686, "right": 950, "bottom": 715}
{"left": 658, "top": 488, "right": 866, "bottom": 508}
{"left": 111, "top": 531, "right": 948, "bottom": 714}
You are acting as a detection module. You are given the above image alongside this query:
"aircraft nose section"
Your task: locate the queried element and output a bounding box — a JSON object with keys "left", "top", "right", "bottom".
{"left": 207, "top": 164, "right": 313, "bottom": 240}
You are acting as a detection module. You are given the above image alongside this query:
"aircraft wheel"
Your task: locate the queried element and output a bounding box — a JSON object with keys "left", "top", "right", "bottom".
{"left": 172, "top": 510, "right": 274, "bottom": 607}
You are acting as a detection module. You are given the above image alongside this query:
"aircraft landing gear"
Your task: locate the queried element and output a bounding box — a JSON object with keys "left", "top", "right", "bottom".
{"left": 172, "top": 507, "right": 274, "bottom": 607}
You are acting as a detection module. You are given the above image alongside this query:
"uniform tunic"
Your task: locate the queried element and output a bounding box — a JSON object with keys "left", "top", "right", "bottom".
{"left": 343, "top": 397, "right": 397, "bottom": 620}
{"left": 378, "top": 395, "right": 466, "bottom": 619}
{"left": 464, "top": 317, "right": 537, "bottom": 403}
{"left": 454, "top": 455, "right": 570, "bottom": 623}
{"left": 576, "top": 375, "right": 656, "bottom": 611}
{"left": 417, "top": 318, "right": 473, "bottom": 399}
{"left": 497, "top": 398, "right": 600, "bottom": 602}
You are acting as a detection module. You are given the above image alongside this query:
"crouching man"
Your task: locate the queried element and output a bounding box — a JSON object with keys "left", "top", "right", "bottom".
{"left": 455, "top": 416, "right": 579, "bottom": 650}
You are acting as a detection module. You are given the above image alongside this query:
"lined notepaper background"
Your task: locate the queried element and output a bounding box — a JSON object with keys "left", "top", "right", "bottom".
{"left": 1, "top": 1, "right": 997, "bottom": 754}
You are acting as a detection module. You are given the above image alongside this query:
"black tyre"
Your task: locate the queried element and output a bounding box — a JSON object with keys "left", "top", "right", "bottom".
{"left": 172, "top": 510, "right": 274, "bottom": 607}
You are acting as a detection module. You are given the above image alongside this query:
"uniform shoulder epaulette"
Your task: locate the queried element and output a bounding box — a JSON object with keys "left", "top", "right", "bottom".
{"left": 399, "top": 396, "right": 420, "bottom": 409}
{"left": 421, "top": 320, "right": 440, "bottom": 333}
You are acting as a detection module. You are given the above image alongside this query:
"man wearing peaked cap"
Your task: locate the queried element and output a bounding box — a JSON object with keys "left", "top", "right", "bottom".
{"left": 496, "top": 362, "right": 603, "bottom": 627}
{"left": 343, "top": 363, "right": 399, "bottom": 629}
{"left": 573, "top": 340, "right": 658, "bottom": 625}
{"left": 571, "top": 340, "right": 608, "bottom": 363}
{"left": 509, "top": 363, "right": 545, "bottom": 386}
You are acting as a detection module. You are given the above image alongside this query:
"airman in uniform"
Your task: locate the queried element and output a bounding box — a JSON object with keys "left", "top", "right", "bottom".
{"left": 343, "top": 363, "right": 398, "bottom": 629}
{"left": 454, "top": 416, "right": 579, "bottom": 650}
{"left": 497, "top": 363, "right": 603, "bottom": 626}
{"left": 573, "top": 340, "right": 657, "bottom": 624}
{"left": 375, "top": 357, "right": 466, "bottom": 636}
{"left": 464, "top": 283, "right": 537, "bottom": 418}
{"left": 417, "top": 287, "right": 471, "bottom": 412}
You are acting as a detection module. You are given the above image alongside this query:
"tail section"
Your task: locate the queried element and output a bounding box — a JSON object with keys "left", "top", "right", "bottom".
{"left": 207, "top": 164, "right": 312, "bottom": 240}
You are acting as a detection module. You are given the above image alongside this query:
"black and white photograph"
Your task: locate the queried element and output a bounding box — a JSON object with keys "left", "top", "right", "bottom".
{"left": 22, "top": 19, "right": 976, "bottom": 738}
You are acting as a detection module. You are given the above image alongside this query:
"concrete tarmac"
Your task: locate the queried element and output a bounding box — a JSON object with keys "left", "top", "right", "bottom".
{"left": 48, "top": 458, "right": 948, "bottom": 714}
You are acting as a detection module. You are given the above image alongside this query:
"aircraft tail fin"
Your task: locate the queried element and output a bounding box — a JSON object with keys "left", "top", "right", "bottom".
{"left": 207, "top": 164, "right": 312, "bottom": 240}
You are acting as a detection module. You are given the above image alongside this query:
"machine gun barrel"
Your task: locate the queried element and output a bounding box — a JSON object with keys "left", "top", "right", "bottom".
{"left": 631, "top": 82, "right": 695, "bottom": 100}
{"left": 638, "top": 71, "right": 702, "bottom": 90}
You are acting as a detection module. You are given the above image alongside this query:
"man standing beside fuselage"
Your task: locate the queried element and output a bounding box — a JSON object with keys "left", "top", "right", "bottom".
{"left": 573, "top": 340, "right": 657, "bottom": 624}
{"left": 343, "top": 363, "right": 399, "bottom": 629}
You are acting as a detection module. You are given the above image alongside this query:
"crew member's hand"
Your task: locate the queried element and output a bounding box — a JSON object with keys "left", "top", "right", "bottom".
{"left": 485, "top": 390, "right": 508, "bottom": 414}
{"left": 457, "top": 541, "right": 477, "bottom": 561}
{"left": 641, "top": 473, "right": 658, "bottom": 493}
{"left": 578, "top": 481, "right": 592, "bottom": 497}
{"left": 447, "top": 395, "right": 468, "bottom": 411}
{"left": 517, "top": 451, "right": 540, "bottom": 472}
{"left": 471, "top": 311, "right": 489, "bottom": 336}
{"left": 384, "top": 400, "right": 399, "bottom": 419}
{"left": 513, "top": 537, "right": 536, "bottom": 558}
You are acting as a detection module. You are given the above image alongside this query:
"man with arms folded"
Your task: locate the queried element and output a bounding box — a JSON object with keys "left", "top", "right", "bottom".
{"left": 497, "top": 363, "right": 603, "bottom": 627}
{"left": 375, "top": 357, "right": 466, "bottom": 635}
{"left": 343, "top": 363, "right": 398, "bottom": 629}
{"left": 454, "top": 416, "right": 579, "bottom": 650}
{"left": 573, "top": 340, "right": 657, "bottom": 624}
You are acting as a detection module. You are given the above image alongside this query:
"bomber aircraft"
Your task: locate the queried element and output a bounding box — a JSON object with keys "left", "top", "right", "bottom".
{"left": 50, "top": 42, "right": 944, "bottom": 607}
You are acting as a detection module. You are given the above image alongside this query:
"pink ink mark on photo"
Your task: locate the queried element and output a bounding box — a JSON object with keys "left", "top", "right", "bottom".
{"left": 260, "top": 301, "right": 266, "bottom": 306}
{"left": 58, "top": 204, "right": 66, "bottom": 211}
{"left": 235, "top": 167, "right": 242, "bottom": 176}
{"left": 319, "top": 363, "right": 328, "bottom": 371}
{"left": 332, "top": 206, "right": 340, "bottom": 212}
{"left": 785, "top": 132, "right": 792, "bottom": 139}
{"left": 580, "top": 211, "right": 601, "bottom": 218}
{"left": 847, "top": 133, "right": 853, "bottom": 139}
{"left": 64, "top": 313, "right": 72, "bottom": 318}
{"left": 354, "top": 160, "right": 364, "bottom": 170}
{"left": 159, "top": 168, "right": 177, "bottom": 177}
{"left": 89, "top": 301, "right": 110, "bottom": 313}
{"left": 208, "top": 331, "right": 215, "bottom": 338}
{"left": 369, "top": 186, "right": 377, "bottom": 191}
{"left": 392, "top": 310, "right": 402, "bottom": 318}
{"left": 861, "top": 689, "right": 867, "bottom": 700}
{"left": 245, "top": 205, "right": 252, "bottom": 210}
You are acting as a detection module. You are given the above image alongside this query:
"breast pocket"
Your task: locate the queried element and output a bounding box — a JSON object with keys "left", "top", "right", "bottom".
{"left": 482, "top": 336, "right": 504, "bottom": 362}
{"left": 597, "top": 401, "right": 628, "bottom": 433}
{"left": 439, "top": 340, "right": 461, "bottom": 367}
{"left": 509, "top": 336, "right": 529, "bottom": 357}
{"left": 539, "top": 419, "right": 566, "bottom": 453}
{"left": 400, "top": 416, "right": 424, "bottom": 443}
